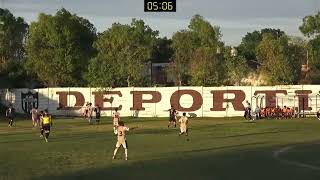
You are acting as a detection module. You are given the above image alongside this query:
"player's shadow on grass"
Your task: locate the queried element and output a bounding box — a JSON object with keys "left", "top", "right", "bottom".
{"left": 243, "top": 121, "right": 257, "bottom": 123}
{"left": 0, "top": 131, "right": 113, "bottom": 144}
{"left": 212, "top": 129, "right": 298, "bottom": 139}
{"left": 133, "top": 128, "right": 176, "bottom": 135}
{"left": 178, "top": 142, "right": 267, "bottom": 154}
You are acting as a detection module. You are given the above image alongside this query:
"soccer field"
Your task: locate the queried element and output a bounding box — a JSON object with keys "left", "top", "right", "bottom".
{"left": 1, "top": 117, "right": 320, "bottom": 180}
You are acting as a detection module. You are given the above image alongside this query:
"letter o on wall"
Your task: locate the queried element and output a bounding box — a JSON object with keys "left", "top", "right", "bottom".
{"left": 170, "top": 90, "right": 203, "bottom": 111}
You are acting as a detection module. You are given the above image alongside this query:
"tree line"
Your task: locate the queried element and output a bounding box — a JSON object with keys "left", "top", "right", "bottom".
{"left": 0, "top": 8, "right": 319, "bottom": 88}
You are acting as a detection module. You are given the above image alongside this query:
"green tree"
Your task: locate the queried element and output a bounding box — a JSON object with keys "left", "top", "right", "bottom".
{"left": 86, "top": 19, "right": 158, "bottom": 87}
{"left": 189, "top": 47, "right": 225, "bottom": 86}
{"left": 168, "top": 15, "right": 224, "bottom": 86}
{"left": 188, "top": 14, "right": 221, "bottom": 48}
{"left": 299, "top": 12, "right": 320, "bottom": 83}
{"left": 237, "top": 28, "right": 285, "bottom": 67}
{"left": 25, "top": 8, "right": 96, "bottom": 87}
{"left": 151, "top": 37, "right": 173, "bottom": 63}
{"left": 0, "top": 8, "right": 28, "bottom": 88}
{"left": 167, "top": 30, "right": 199, "bottom": 85}
{"left": 224, "top": 47, "right": 249, "bottom": 85}
{"left": 299, "top": 12, "right": 320, "bottom": 38}
{"left": 237, "top": 30, "right": 261, "bottom": 62}
{"left": 256, "top": 33, "right": 301, "bottom": 85}
{"left": 287, "top": 36, "right": 309, "bottom": 83}
{"left": 86, "top": 57, "right": 115, "bottom": 87}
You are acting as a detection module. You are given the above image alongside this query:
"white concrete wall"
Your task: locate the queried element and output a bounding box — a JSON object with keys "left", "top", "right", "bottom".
{"left": 1, "top": 85, "right": 320, "bottom": 117}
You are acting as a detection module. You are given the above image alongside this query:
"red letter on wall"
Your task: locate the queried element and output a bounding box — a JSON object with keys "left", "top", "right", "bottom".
{"left": 56, "top": 91, "right": 85, "bottom": 110}
{"left": 130, "top": 91, "right": 162, "bottom": 110}
{"left": 295, "top": 90, "right": 312, "bottom": 111}
{"left": 170, "top": 90, "right": 203, "bottom": 111}
{"left": 92, "top": 91, "right": 122, "bottom": 111}
{"left": 210, "top": 90, "right": 245, "bottom": 111}
{"left": 254, "top": 90, "right": 287, "bottom": 108}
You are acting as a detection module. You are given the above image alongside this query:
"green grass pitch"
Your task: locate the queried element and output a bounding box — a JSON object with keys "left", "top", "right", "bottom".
{"left": 1, "top": 116, "right": 320, "bottom": 180}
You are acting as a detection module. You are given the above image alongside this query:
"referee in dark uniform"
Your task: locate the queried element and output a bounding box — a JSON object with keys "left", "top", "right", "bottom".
{"left": 6, "top": 105, "right": 15, "bottom": 127}
{"left": 168, "top": 105, "right": 177, "bottom": 128}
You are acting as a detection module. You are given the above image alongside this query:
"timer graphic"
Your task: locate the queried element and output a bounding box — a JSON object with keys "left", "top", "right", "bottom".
{"left": 144, "top": 0, "right": 176, "bottom": 12}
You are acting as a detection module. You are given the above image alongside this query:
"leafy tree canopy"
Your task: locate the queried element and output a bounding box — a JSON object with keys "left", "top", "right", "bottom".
{"left": 25, "top": 8, "right": 97, "bottom": 87}
{"left": 86, "top": 19, "right": 159, "bottom": 87}
{"left": 0, "top": 8, "right": 28, "bottom": 88}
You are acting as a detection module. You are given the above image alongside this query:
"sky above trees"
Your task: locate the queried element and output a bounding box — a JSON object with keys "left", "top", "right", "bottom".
{"left": 3, "top": 0, "right": 319, "bottom": 45}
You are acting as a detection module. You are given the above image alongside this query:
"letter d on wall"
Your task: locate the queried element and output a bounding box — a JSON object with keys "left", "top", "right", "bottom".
{"left": 56, "top": 91, "right": 85, "bottom": 110}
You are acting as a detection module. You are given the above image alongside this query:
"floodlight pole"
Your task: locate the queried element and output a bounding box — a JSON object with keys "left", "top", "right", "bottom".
{"left": 302, "top": 97, "right": 305, "bottom": 118}
{"left": 316, "top": 94, "right": 320, "bottom": 111}
{"left": 251, "top": 96, "right": 256, "bottom": 106}
{"left": 293, "top": 95, "right": 298, "bottom": 118}
{"left": 259, "top": 96, "right": 264, "bottom": 108}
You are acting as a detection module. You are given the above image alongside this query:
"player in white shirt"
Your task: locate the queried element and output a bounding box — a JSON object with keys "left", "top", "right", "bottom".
{"left": 87, "top": 103, "right": 93, "bottom": 124}
{"left": 178, "top": 112, "right": 188, "bottom": 136}
{"left": 112, "top": 121, "right": 130, "bottom": 160}
{"left": 113, "top": 108, "right": 120, "bottom": 134}
{"left": 31, "top": 108, "right": 38, "bottom": 127}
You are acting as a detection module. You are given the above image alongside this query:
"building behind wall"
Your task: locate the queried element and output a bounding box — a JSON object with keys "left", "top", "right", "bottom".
{"left": 148, "top": 62, "right": 173, "bottom": 86}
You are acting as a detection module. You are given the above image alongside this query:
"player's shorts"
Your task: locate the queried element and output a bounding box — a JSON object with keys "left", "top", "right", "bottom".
{"left": 116, "top": 140, "right": 128, "bottom": 149}
{"left": 180, "top": 126, "right": 187, "bottom": 133}
{"left": 169, "top": 117, "right": 176, "bottom": 122}
{"left": 113, "top": 121, "right": 119, "bottom": 126}
{"left": 87, "top": 113, "right": 92, "bottom": 119}
{"left": 42, "top": 124, "right": 50, "bottom": 133}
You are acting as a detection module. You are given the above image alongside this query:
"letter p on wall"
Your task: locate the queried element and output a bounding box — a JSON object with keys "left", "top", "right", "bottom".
{"left": 130, "top": 91, "right": 162, "bottom": 110}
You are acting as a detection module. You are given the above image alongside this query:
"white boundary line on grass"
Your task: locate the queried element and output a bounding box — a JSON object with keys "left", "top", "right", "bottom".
{"left": 273, "top": 145, "right": 320, "bottom": 171}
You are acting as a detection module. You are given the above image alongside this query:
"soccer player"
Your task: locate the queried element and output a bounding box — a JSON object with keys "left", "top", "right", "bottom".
{"left": 6, "top": 105, "right": 15, "bottom": 127}
{"left": 94, "top": 105, "right": 101, "bottom": 124}
{"left": 266, "top": 107, "right": 271, "bottom": 118}
{"left": 178, "top": 112, "right": 188, "bottom": 136}
{"left": 39, "top": 111, "right": 44, "bottom": 137}
{"left": 87, "top": 103, "right": 93, "bottom": 124}
{"left": 168, "top": 106, "right": 177, "bottom": 128}
{"left": 275, "top": 106, "right": 281, "bottom": 119}
{"left": 41, "top": 111, "right": 53, "bottom": 142}
{"left": 112, "top": 121, "right": 129, "bottom": 161}
{"left": 283, "top": 106, "right": 287, "bottom": 119}
{"left": 261, "top": 108, "right": 266, "bottom": 118}
{"left": 113, "top": 108, "right": 120, "bottom": 134}
{"left": 31, "top": 107, "right": 38, "bottom": 127}
{"left": 255, "top": 106, "right": 261, "bottom": 120}
{"left": 244, "top": 101, "right": 252, "bottom": 120}
{"left": 271, "top": 107, "right": 276, "bottom": 118}
{"left": 82, "top": 102, "right": 89, "bottom": 120}
{"left": 287, "top": 107, "right": 292, "bottom": 119}
{"left": 317, "top": 109, "right": 320, "bottom": 120}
